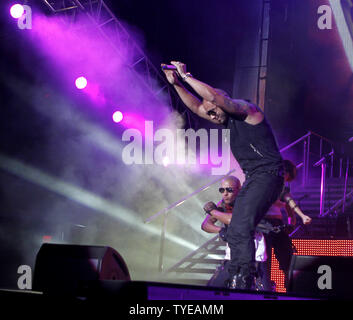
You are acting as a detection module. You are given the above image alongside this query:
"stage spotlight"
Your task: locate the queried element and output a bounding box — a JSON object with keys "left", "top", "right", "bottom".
{"left": 75, "top": 76, "right": 87, "bottom": 89}
{"left": 112, "top": 111, "right": 123, "bottom": 123}
{"left": 10, "top": 4, "right": 24, "bottom": 19}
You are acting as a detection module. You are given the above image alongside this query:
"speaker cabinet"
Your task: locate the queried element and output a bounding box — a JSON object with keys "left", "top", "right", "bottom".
{"left": 33, "top": 243, "right": 130, "bottom": 295}
{"left": 288, "top": 255, "right": 353, "bottom": 298}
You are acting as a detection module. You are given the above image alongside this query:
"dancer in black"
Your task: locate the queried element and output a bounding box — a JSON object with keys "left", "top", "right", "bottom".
{"left": 162, "top": 61, "right": 284, "bottom": 289}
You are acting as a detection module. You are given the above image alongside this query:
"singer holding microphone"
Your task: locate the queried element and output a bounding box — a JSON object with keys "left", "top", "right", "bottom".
{"left": 161, "top": 60, "right": 285, "bottom": 290}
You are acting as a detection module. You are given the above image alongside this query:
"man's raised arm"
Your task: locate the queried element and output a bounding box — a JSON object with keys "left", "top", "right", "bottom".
{"left": 169, "top": 61, "right": 263, "bottom": 124}
{"left": 161, "top": 63, "right": 210, "bottom": 121}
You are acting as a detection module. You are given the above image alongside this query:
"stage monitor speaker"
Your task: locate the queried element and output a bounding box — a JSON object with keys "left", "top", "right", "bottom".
{"left": 288, "top": 255, "right": 353, "bottom": 298}
{"left": 33, "top": 243, "right": 130, "bottom": 295}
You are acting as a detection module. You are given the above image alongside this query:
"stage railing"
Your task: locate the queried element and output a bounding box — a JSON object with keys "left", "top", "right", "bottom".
{"left": 280, "top": 131, "right": 353, "bottom": 217}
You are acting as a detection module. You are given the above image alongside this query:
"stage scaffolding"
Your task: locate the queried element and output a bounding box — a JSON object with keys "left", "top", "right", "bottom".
{"left": 41, "top": 0, "right": 197, "bottom": 129}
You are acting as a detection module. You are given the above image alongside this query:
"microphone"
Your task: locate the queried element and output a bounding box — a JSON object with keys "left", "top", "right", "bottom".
{"left": 161, "top": 65, "right": 177, "bottom": 71}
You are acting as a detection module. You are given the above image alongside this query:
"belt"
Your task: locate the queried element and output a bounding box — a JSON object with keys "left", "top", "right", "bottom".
{"left": 266, "top": 168, "right": 284, "bottom": 177}
{"left": 244, "top": 168, "right": 284, "bottom": 179}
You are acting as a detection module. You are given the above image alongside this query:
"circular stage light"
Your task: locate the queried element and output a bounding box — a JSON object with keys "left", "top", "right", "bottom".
{"left": 10, "top": 4, "right": 24, "bottom": 19}
{"left": 75, "top": 76, "right": 87, "bottom": 89}
{"left": 112, "top": 111, "right": 123, "bottom": 123}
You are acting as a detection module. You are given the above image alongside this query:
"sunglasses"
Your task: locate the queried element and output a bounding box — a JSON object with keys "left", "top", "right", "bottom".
{"left": 206, "top": 110, "right": 216, "bottom": 116}
{"left": 219, "top": 187, "right": 234, "bottom": 193}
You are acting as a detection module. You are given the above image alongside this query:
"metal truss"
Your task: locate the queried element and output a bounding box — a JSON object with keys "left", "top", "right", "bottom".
{"left": 256, "top": 0, "right": 271, "bottom": 110}
{"left": 41, "top": 0, "right": 197, "bottom": 129}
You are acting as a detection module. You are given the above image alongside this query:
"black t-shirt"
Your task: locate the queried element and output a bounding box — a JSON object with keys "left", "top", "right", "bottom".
{"left": 226, "top": 115, "right": 283, "bottom": 174}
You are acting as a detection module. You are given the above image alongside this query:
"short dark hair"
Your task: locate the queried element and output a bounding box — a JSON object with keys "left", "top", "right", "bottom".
{"left": 283, "top": 159, "right": 297, "bottom": 181}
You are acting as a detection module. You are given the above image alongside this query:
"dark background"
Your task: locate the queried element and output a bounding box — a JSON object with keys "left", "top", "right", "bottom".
{"left": 0, "top": 0, "right": 352, "bottom": 289}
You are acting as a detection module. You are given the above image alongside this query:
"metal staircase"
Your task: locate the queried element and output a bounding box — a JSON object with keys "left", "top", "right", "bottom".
{"left": 291, "top": 177, "right": 353, "bottom": 239}
{"left": 160, "top": 236, "right": 226, "bottom": 286}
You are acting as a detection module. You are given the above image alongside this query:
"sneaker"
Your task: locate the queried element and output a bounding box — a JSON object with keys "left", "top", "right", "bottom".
{"left": 228, "top": 273, "right": 256, "bottom": 290}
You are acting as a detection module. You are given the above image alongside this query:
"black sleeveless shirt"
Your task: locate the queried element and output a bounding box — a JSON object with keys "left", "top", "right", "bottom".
{"left": 226, "top": 115, "right": 283, "bottom": 175}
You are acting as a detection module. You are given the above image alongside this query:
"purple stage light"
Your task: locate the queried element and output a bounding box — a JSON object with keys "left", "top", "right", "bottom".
{"left": 75, "top": 76, "right": 87, "bottom": 89}
{"left": 120, "top": 113, "right": 146, "bottom": 132}
{"left": 112, "top": 111, "right": 123, "bottom": 123}
{"left": 10, "top": 4, "right": 24, "bottom": 19}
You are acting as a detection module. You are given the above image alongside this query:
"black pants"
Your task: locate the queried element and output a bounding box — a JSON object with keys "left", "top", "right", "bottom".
{"left": 226, "top": 171, "right": 284, "bottom": 277}
{"left": 260, "top": 219, "right": 294, "bottom": 291}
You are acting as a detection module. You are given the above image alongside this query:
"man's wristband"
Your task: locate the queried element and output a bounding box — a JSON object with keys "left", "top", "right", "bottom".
{"left": 181, "top": 72, "right": 193, "bottom": 81}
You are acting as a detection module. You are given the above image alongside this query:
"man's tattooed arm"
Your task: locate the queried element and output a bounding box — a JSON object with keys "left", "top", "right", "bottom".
{"left": 213, "top": 94, "right": 261, "bottom": 118}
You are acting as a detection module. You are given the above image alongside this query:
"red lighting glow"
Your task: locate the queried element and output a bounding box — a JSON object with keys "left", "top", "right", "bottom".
{"left": 271, "top": 239, "right": 353, "bottom": 293}
{"left": 42, "top": 235, "right": 52, "bottom": 242}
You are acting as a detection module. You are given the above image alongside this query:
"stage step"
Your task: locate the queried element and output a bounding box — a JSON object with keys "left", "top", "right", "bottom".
{"left": 0, "top": 281, "right": 321, "bottom": 301}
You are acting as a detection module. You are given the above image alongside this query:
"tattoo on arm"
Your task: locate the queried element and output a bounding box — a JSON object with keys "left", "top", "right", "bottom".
{"left": 223, "top": 97, "right": 254, "bottom": 116}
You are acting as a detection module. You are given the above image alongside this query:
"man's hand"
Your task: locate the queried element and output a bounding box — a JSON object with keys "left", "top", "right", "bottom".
{"left": 301, "top": 215, "right": 312, "bottom": 225}
{"left": 203, "top": 201, "right": 217, "bottom": 215}
{"left": 170, "top": 60, "right": 187, "bottom": 78}
{"left": 161, "top": 63, "right": 181, "bottom": 85}
{"left": 219, "top": 226, "right": 228, "bottom": 242}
